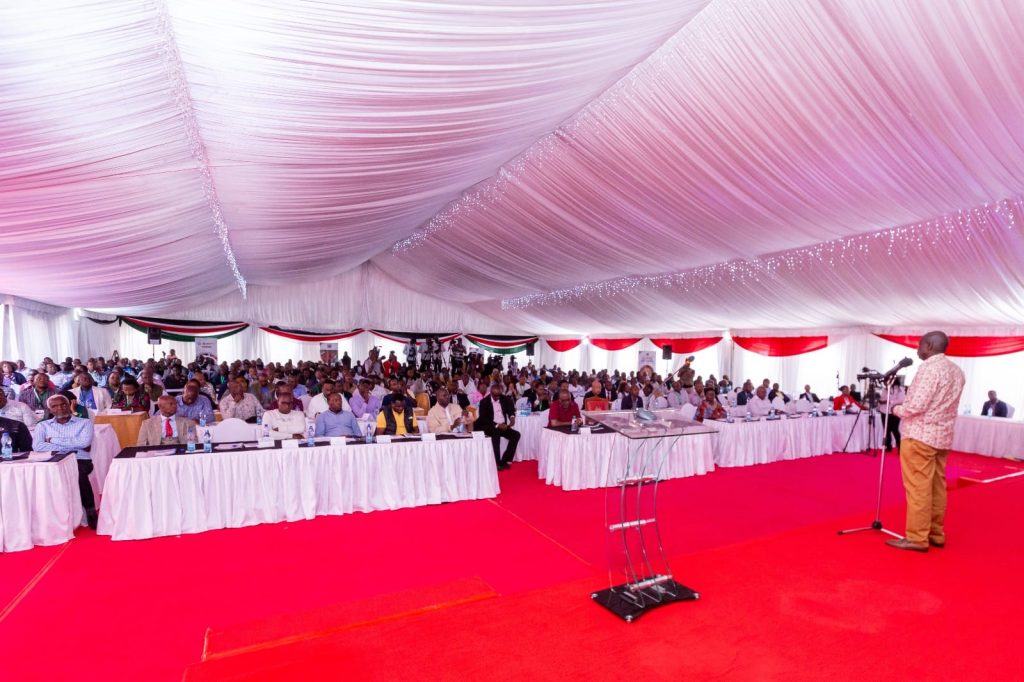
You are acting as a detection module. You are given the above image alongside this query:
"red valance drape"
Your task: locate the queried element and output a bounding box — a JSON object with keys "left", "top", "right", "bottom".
{"left": 546, "top": 339, "right": 582, "bottom": 352}
{"left": 589, "top": 337, "right": 643, "bottom": 351}
{"left": 648, "top": 336, "right": 722, "bottom": 354}
{"left": 875, "top": 334, "right": 1024, "bottom": 357}
{"left": 733, "top": 335, "right": 829, "bottom": 357}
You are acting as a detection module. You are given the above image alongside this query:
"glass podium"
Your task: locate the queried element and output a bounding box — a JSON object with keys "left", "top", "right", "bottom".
{"left": 583, "top": 409, "right": 718, "bottom": 622}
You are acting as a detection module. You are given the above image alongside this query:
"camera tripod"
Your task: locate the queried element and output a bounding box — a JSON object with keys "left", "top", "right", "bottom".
{"left": 838, "top": 374, "right": 903, "bottom": 539}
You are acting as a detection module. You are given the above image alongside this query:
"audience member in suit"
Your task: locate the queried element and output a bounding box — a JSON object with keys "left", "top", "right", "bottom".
{"left": 137, "top": 395, "right": 197, "bottom": 446}
{"left": 619, "top": 385, "right": 643, "bottom": 410}
{"left": 0, "top": 415, "right": 33, "bottom": 452}
{"left": 735, "top": 381, "right": 755, "bottom": 406}
{"left": 981, "top": 390, "right": 1008, "bottom": 418}
{"left": 476, "top": 383, "right": 519, "bottom": 470}
{"left": 799, "top": 385, "right": 820, "bottom": 403}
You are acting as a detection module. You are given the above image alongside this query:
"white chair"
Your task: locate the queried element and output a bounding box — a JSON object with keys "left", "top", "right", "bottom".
{"left": 679, "top": 403, "right": 697, "bottom": 420}
{"left": 771, "top": 396, "right": 787, "bottom": 412}
{"left": 299, "top": 394, "right": 312, "bottom": 410}
{"left": 417, "top": 416, "right": 429, "bottom": 433}
{"left": 1006, "top": 404, "right": 1016, "bottom": 418}
{"left": 611, "top": 398, "right": 622, "bottom": 410}
{"left": 209, "top": 418, "right": 257, "bottom": 443}
{"left": 730, "top": 405, "right": 748, "bottom": 418}
{"left": 793, "top": 398, "right": 812, "bottom": 414}
{"left": 818, "top": 399, "right": 833, "bottom": 413}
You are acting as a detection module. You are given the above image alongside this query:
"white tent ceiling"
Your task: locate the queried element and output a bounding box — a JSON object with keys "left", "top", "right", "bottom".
{"left": 3, "top": 0, "right": 1024, "bottom": 334}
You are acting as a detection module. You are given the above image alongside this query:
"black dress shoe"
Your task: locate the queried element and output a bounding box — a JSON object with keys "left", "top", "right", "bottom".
{"left": 928, "top": 539, "right": 945, "bottom": 548}
{"left": 886, "top": 538, "right": 928, "bottom": 552}
{"left": 497, "top": 462, "right": 510, "bottom": 471}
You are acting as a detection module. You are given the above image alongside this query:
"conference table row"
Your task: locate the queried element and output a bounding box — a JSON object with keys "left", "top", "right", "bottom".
{"left": 2, "top": 412, "right": 1020, "bottom": 550}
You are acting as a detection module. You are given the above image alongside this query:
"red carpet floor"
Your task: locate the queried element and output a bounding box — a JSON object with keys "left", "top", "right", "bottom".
{"left": 1, "top": 451, "right": 1021, "bottom": 681}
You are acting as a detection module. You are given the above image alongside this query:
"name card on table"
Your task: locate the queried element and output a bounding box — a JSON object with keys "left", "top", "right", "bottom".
{"left": 579, "top": 426, "right": 592, "bottom": 436}
{"left": 281, "top": 439, "right": 299, "bottom": 449}
{"left": 329, "top": 437, "right": 348, "bottom": 447}
{"left": 376, "top": 435, "right": 393, "bottom": 444}
{"left": 471, "top": 431, "right": 485, "bottom": 440}
{"left": 421, "top": 433, "right": 437, "bottom": 442}
{"left": 257, "top": 436, "right": 275, "bottom": 448}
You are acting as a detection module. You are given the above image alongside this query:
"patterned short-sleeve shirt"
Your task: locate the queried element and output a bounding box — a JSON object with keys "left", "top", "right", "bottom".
{"left": 895, "top": 354, "right": 965, "bottom": 449}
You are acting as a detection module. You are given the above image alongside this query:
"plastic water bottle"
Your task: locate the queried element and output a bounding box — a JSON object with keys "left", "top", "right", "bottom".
{"left": 306, "top": 424, "right": 315, "bottom": 447}
{"left": 202, "top": 429, "right": 212, "bottom": 453}
{"left": 256, "top": 406, "right": 264, "bottom": 426}
{"left": 1, "top": 432, "right": 12, "bottom": 460}
{"left": 725, "top": 412, "right": 734, "bottom": 424}
{"left": 262, "top": 422, "right": 270, "bottom": 440}
{"left": 186, "top": 426, "right": 196, "bottom": 453}
{"left": 745, "top": 409, "right": 752, "bottom": 423}
{"left": 199, "top": 412, "right": 207, "bottom": 428}
{"left": 365, "top": 423, "right": 374, "bottom": 444}
{"left": 570, "top": 416, "right": 579, "bottom": 433}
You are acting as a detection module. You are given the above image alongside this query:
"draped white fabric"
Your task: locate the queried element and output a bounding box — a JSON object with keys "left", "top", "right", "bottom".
{"left": 537, "top": 429, "right": 715, "bottom": 490}
{"left": 0, "top": 454, "right": 83, "bottom": 552}
{"left": 713, "top": 414, "right": 870, "bottom": 468}
{"left": 89, "top": 424, "right": 122, "bottom": 496}
{"left": 97, "top": 439, "right": 499, "bottom": 541}
{"left": 952, "top": 416, "right": 1024, "bottom": 460}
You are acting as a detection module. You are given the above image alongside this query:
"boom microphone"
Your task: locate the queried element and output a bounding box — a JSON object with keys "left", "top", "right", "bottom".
{"left": 883, "top": 357, "right": 913, "bottom": 379}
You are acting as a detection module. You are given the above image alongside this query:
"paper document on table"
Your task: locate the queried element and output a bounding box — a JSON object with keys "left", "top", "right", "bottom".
{"left": 28, "top": 452, "right": 53, "bottom": 462}
{"left": 136, "top": 449, "right": 178, "bottom": 458}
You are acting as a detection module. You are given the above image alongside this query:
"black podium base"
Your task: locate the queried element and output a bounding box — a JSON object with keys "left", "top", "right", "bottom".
{"left": 591, "top": 580, "right": 699, "bottom": 622}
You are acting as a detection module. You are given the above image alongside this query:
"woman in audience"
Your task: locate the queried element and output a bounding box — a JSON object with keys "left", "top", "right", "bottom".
{"left": 112, "top": 376, "right": 151, "bottom": 413}
{"left": 2, "top": 361, "right": 26, "bottom": 387}
{"left": 695, "top": 386, "right": 726, "bottom": 422}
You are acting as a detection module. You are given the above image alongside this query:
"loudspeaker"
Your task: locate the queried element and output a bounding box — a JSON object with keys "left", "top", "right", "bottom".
{"left": 526, "top": 341, "right": 535, "bottom": 356}
{"left": 147, "top": 327, "right": 162, "bottom": 345}
{"left": 661, "top": 344, "right": 672, "bottom": 360}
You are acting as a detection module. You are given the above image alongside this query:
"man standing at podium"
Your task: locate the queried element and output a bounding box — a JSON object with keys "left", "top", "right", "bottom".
{"left": 887, "top": 331, "right": 964, "bottom": 552}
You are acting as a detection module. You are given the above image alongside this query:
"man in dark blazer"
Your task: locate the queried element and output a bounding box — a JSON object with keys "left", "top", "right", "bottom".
{"left": 619, "top": 385, "right": 643, "bottom": 410}
{"left": 0, "top": 415, "right": 33, "bottom": 453}
{"left": 476, "top": 383, "right": 519, "bottom": 470}
{"left": 981, "top": 390, "right": 1008, "bottom": 418}
{"left": 799, "top": 385, "right": 820, "bottom": 403}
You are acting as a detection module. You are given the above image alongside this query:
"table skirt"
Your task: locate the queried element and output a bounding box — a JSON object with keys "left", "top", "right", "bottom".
{"left": 952, "top": 416, "right": 1024, "bottom": 459}
{"left": 0, "top": 454, "right": 83, "bottom": 552}
{"left": 97, "top": 439, "right": 499, "bottom": 541}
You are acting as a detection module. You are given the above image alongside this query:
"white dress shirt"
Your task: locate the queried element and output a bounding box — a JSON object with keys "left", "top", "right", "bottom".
{"left": 0, "top": 399, "right": 38, "bottom": 426}
{"left": 747, "top": 395, "right": 774, "bottom": 417}
{"left": 263, "top": 409, "right": 307, "bottom": 436}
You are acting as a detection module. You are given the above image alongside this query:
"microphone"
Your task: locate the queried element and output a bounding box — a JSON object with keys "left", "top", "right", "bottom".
{"left": 883, "top": 357, "right": 913, "bottom": 379}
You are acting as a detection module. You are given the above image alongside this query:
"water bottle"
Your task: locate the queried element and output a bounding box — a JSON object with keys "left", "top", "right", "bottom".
{"left": 202, "top": 429, "right": 212, "bottom": 453}
{"left": 365, "top": 423, "right": 374, "bottom": 444}
{"left": 745, "top": 409, "right": 752, "bottom": 423}
{"left": 199, "top": 412, "right": 207, "bottom": 428}
{"left": 186, "top": 426, "right": 196, "bottom": 453}
{"left": 1, "top": 432, "right": 12, "bottom": 460}
{"left": 811, "top": 405, "right": 819, "bottom": 418}
{"left": 570, "top": 416, "right": 579, "bottom": 433}
{"left": 306, "top": 423, "right": 315, "bottom": 447}
{"left": 256, "top": 406, "right": 264, "bottom": 426}
{"left": 262, "top": 422, "right": 270, "bottom": 439}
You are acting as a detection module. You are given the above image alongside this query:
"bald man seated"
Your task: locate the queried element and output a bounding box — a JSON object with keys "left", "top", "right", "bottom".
{"left": 137, "top": 395, "right": 197, "bottom": 446}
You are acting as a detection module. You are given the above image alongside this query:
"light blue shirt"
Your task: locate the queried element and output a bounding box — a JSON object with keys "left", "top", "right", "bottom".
{"left": 314, "top": 409, "right": 360, "bottom": 437}
{"left": 176, "top": 395, "right": 215, "bottom": 424}
{"left": 32, "top": 416, "right": 93, "bottom": 460}
{"left": 78, "top": 387, "right": 97, "bottom": 409}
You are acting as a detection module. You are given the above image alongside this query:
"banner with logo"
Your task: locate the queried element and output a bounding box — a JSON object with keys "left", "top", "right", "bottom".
{"left": 319, "top": 342, "right": 339, "bottom": 364}
{"left": 195, "top": 338, "right": 218, "bottom": 360}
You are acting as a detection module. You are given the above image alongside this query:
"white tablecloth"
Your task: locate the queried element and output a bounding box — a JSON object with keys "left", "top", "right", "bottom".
{"left": 953, "top": 415, "right": 1024, "bottom": 459}
{"left": 713, "top": 414, "right": 871, "bottom": 468}
{"left": 538, "top": 429, "right": 716, "bottom": 491}
{"left": 89, "top": 423, "right": 121, "bottom": 496}
{"left": 0, "top": 453, "right": 83, "bottom": 552}
{"left": 97, "top": 437, "right": 499, "bottom": 541}
{"left": 513, "top": 411, "right": 548, "bottom": 462}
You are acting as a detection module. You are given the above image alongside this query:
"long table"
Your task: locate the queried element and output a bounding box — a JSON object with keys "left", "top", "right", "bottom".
{"left": 97, "top": 435, "right": 499, "bottom": 541}
{"left": 0, "top": 452, "right": 83, "bottom": 552}
{"left": 953, "top": 415, "right": 1024, "bottom": 459}
{"left": 714, "top": 413, "right": 872, "bottom": 468}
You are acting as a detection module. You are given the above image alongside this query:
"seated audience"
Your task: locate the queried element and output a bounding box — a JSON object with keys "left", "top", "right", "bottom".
{"left": 768, "top": 383, "right": 790, "bottom": 403}
{"left": 695, "top": 386, "right": 726, "bottom": 422}
{"left": 0, "top": 390, "right": 37, "bottom": 426}
{"left": 176, "top": 380, "right": 216, "bottom": 424}
{"left": 981, "top": 390, "right": 1008, "bottom": 418}
{"left": 833, "top": 386, "right": 862, "bottom": 412}
{"left": 548, "top": 388, "right": 582, "bottom": 427}
{"left": 138, "top": 396, "right": 197, "bottom": 446}
{"left": 112, "top": 377, "right": 151, "bottom": 413}
{"left": 530, "top": 386, "right": 551, "bottom": 412}
{"left": 376, "top": 392, "right": 416, "bottom": 436}
{"left": 1, "top": 361, "right": 26, "bottom": 387}
{"left": 263, "top": 393, "right": 307, "bottom": 437}
{"left": 427, "top": 388, "right": 472, "bottom": 433}
{"left": 799, "top": 385, "right": 819, "bottom": 402}
{"left": 33, "top": 395, "right": 96, "bottom": 529}
{"left": 0, "top": 414, "right": 32, "bottom": 452}
{"left": 620, "top": 385, "right": 643, "bottom": 411}
{"left": 219, "top": 378, "right": 261, "bottom": 422}
{"left": 349, "top": 379, "right": 382, "bottom": 419}
{"left": 735, "top": 381, "right": 754, "bottom": 406}
{"left": 71, "top": 372, "right": 111, "bottom": 412}
{"left": 314, "top": 392, "right": 361, "bottom": 437}
{"left": 477, "top": 383, "right": 519, "bottom": 470}
{"left": 306, "top": 379, "right": 347, "bottom": 419}
{"left": 746, "top": 386, "right": 774, "bottom": 417}
{"left": 19, "top": 372, "right": 54, "bottom": 412}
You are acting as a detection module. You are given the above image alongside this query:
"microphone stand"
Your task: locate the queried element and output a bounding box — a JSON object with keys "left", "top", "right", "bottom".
{"left": 838, "top": 374, "right": 904, "bottom": 540}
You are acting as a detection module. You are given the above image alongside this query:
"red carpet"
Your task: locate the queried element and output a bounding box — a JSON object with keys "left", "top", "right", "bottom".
{"left": 1, "top": 451, "right": 1021, "bottom": 681}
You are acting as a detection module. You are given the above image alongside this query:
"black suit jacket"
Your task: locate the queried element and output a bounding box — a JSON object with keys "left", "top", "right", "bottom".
{"left": 620, "top": 394, "right": 642, "bottom": 410}
{"left": 477, "top": 395, "right": 516, "bottom": 435}
{"left": 799, "top": 392, "right": 819, "bottom": 403}
{"left": 982, "top": 400, "right": 1008, "bottom": 418}
{"left": 0, "top": 416, "right": 33, "bottom": 453}
{"left": 736, "top": 391, "right": 753, "bottom": 406}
